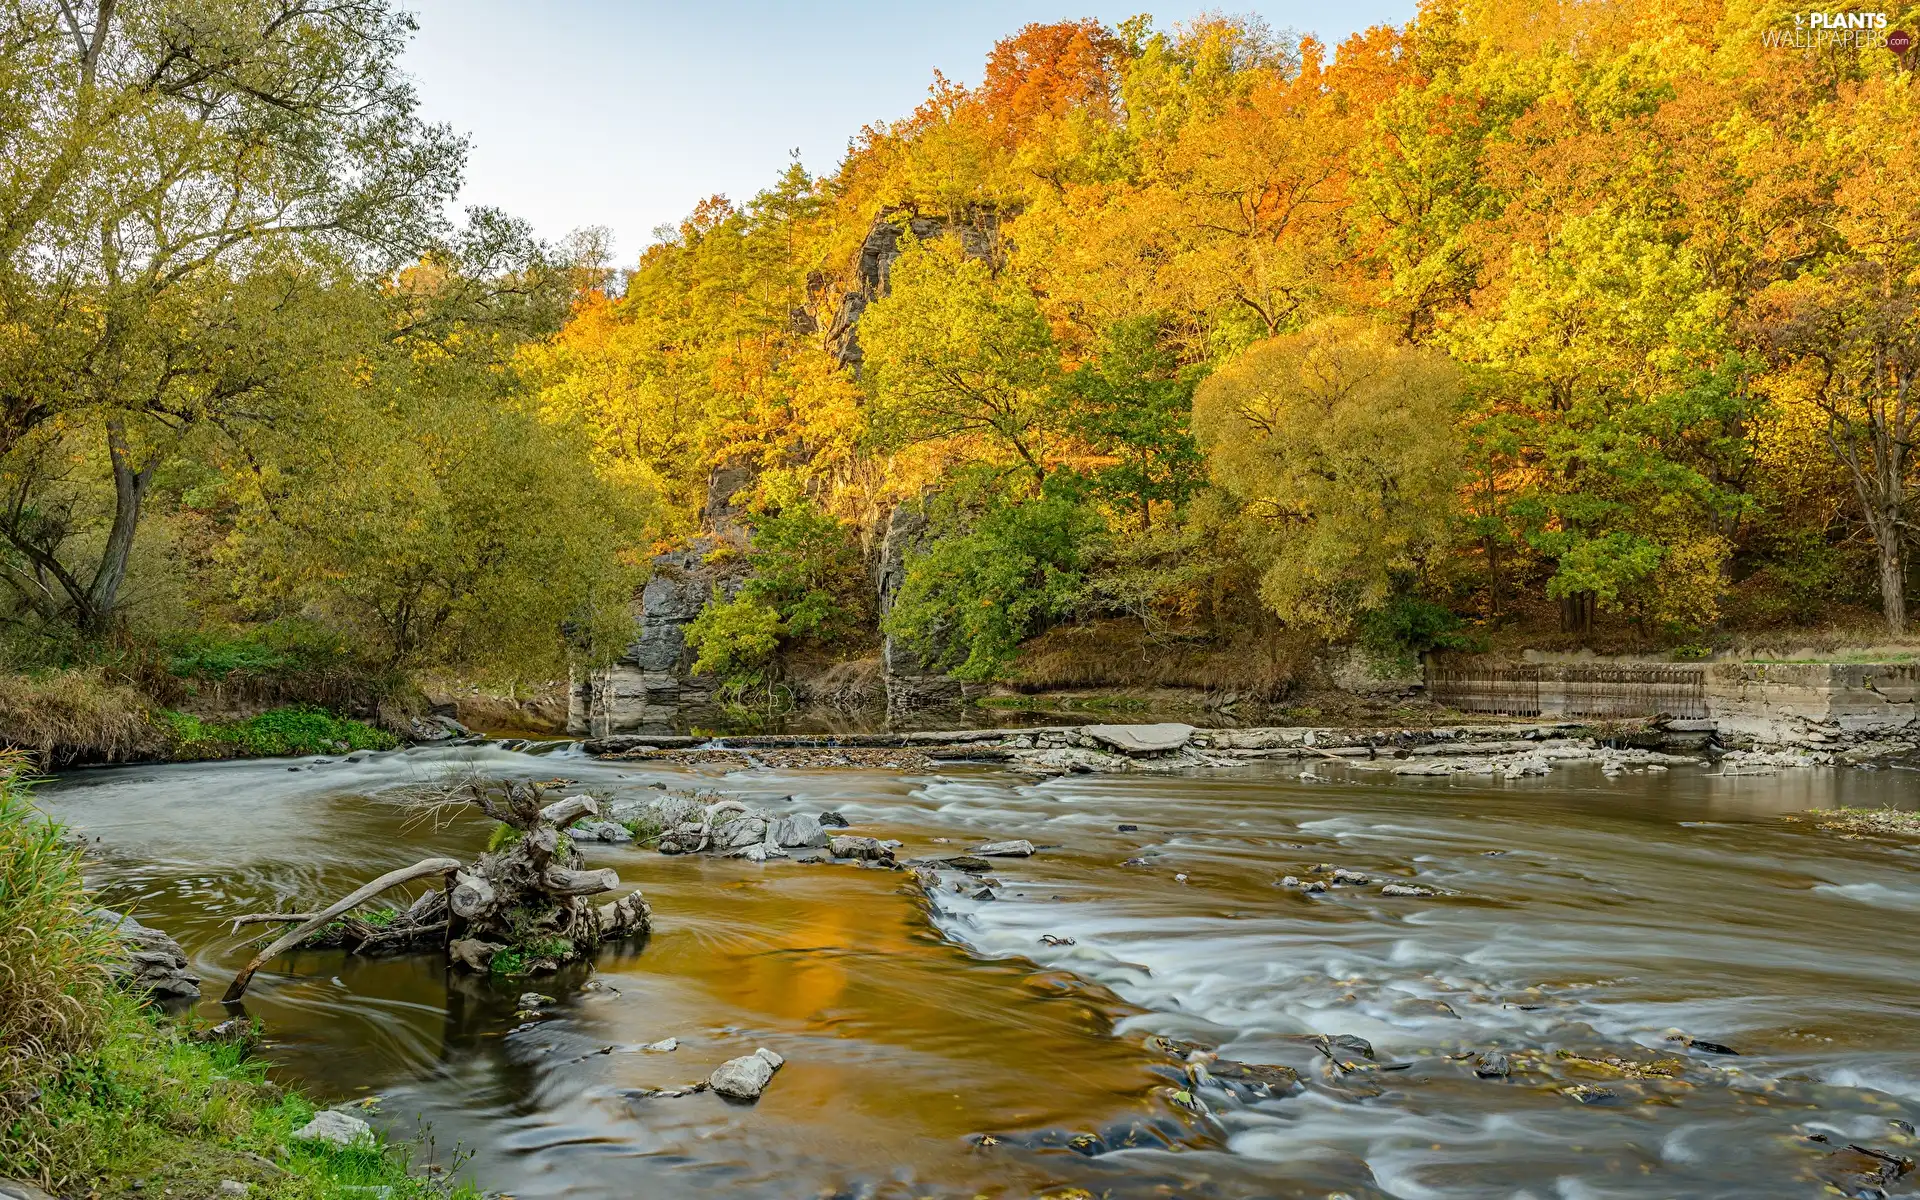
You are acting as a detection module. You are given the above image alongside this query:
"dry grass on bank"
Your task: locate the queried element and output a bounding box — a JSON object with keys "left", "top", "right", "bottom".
{"left": 0, "top": 668, "right": 162, "bottom": 765}
{"left": 1005, "top": 620, "right": 1315, "bottom": 701}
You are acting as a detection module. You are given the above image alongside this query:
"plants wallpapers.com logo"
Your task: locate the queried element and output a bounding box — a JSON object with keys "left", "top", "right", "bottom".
{"left": 1762, "top": 12, "right": 1914, "bottom": 49}
{"left": 1792, "top": 9, "right": 1889, "bottom": 26}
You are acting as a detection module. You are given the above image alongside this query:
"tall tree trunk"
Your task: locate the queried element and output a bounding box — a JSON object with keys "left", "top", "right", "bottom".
{"left": 82, "top": 417, "right": 155, "bottom": 635}
{"left": 1877, "top": 527, "right": 1907, "bottom": 636}
{"left": 1559, "top": 591, "right": 1596, "bottom": 639}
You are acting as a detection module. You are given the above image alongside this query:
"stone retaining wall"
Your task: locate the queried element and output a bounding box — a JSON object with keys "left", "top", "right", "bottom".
{"left": 1429, "top": 655, "right": 1920, "bottom": 744}
{"left": 1426, "top": 660, "right": 1707, "bottom": 720}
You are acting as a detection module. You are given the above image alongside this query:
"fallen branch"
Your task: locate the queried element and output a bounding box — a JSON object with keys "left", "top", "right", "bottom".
{"left": 227, "top": 911, "right": 318, "bottom": 932}
{"left": 223, "top": 857, "right": 461, "bottom": 1002}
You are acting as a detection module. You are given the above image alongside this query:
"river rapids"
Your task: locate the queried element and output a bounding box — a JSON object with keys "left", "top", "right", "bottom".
{"left": 37, "top": 742, "right": 1920, "bottom": 1199}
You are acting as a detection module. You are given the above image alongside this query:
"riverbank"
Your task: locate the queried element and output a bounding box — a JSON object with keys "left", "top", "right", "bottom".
{"left": 0, "top": 668, "right": 469, "bottom": 768}
{"left": 0, "top": 763, "right": 478, "bottom": 1199}
{"left": 5, "top": 998, "right": 478, "bottom": 1200}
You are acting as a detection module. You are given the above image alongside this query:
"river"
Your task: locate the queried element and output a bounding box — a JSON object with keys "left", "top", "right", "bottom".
{"left": 36, "top": 743, "right": 1920, "bottom": 1198}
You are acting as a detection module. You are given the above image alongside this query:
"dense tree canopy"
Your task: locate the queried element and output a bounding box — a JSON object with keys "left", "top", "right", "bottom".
{"left": 8, "top": 0, "right": 1920, "bottom": 701}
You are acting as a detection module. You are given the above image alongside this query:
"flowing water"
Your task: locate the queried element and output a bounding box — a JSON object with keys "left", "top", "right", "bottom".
{"left": 36, "top": 744, "right": 1920, "bottom": 1199}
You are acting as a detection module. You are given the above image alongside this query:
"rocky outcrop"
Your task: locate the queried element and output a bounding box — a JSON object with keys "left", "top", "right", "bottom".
{"left": 96, "top": 909, "right": 200, "bottom": 1001}
{"left": 607, "top": 791, "right": 837, "bottom": 860}
{"left": 875, "top": 500, "right": 962, "bottom": 718}
{"left": 568, "top": 549, "right": 720, "bottom": 735}
{"left": 826, "top": 210, "right": 1002, "bottom": 368}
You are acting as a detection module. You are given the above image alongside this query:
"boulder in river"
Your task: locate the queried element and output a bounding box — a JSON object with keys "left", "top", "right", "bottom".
{"left": 829, "top": 835, "right": 894, "bottom": 863}
{"left": 972, "top": 839, "right": 1035, "bottom": 857}
{"left": 1083, "top": 723, "right": 1195, "bottom": 755}
{"left": 1381, "top": 883, "right": 1437, "bottom": 897}
{"left": 573, "top": 820, "right": 632, "bottom": 843}
{"left": 1204, "top": 1059, "right": 1301, "bottom": 1097}
{"left": 709, "top": 1047, "right": 785, "bottom": 1101}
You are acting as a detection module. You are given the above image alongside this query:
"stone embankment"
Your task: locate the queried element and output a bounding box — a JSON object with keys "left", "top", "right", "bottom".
{"left": 586, "top": 720, "right": 1717, "bottom": 778}
{"left": 1428, "top": 655, "right": 1920, "bottom": 757}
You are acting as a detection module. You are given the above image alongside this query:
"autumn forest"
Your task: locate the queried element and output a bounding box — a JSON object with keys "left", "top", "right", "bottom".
{"left": 5, "top": 0, "right": 1920, "bottom": 737}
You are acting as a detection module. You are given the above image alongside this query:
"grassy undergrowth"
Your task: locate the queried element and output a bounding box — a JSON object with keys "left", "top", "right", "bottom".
{"left": 0, "top": 757, "right": 474, "bottom": 1198}
{"left": 160, "top": 706, "right": 399, "bottom": 758}
{"left": 16, "top": 996, "right": 478, "bottom": 1199}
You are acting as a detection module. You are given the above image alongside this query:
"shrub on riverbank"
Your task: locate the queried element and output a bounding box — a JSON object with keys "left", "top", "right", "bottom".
{"left": 159, "top": 706, "right": 400, "bottom": 759}
{"left": 0, "top": 760, "right": 476, "bottom": 1198}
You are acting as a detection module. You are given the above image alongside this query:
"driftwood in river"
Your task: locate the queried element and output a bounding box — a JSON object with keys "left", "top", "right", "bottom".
{"left": 222, "top": 780, "right": 650, "bottom": 1001}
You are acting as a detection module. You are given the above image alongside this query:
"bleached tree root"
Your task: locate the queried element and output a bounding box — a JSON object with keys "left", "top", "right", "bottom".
{"left": 221, "top": 781, "right": 652, "bottom": 1001}
{"left": 223, "top": 857, "right": 461, "bottom": 1001}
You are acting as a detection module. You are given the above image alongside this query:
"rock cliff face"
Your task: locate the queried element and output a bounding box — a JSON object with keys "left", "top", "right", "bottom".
{"left": 572, "top": 211, "right": 1003, "bottom": 733}
{"left": 568, "top": 466, "right": 753, "bottom": 736}
{"left": 876, "top": 500, "right": 962, "bottom": 718}
{"left": 826, "top": 210, "right": 1001, "bottom": 368}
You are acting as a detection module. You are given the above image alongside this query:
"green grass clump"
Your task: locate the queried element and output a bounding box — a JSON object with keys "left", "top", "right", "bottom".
{"left": 0, "top": 758, "right": 478, "bottom": 1197}
{"left": 485, "top": 822, "right": 522, "bottom": 853}
{"left": 19, "top": 995, "right": 479, "bottom": 1198}
{"left": 622, "top": 814, "right": 664, "bottom": 844}
{"left": 489, "top": 937, "right": 576, "bottom": 978}
{"left": 0, "top": 750, "right": 117, "bottom": 1161}
{"left": 162, "top": 705, "right": 399, "bottom": 759}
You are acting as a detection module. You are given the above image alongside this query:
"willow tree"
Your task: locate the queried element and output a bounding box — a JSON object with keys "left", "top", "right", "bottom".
{"left": 1192, "top": 315, "right": 1464, "bottom": 636}
{"left": 0, "top": 0, "right": 463, "bottom": 635}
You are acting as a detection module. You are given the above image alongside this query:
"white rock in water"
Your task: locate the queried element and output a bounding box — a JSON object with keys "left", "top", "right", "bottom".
{"left": 290, "top": 1109, "right": 373, "bottom": 1146}
{"left": 644, "top": 1037, "right": 677, "bottom": 1052}
{"left": 1380, "top": 883, "right": 1437, "bottom": 897}
{"left": 973, "top": 839, "right": 1035, "bottom": 857}
{"left": 1083, "top": 723, "right": 1195, "bottom": 754}
{"left": 708, "top": 1047, "right": 785, "bottom": 1100}
{"left": 771, "top": 813, "right": 830, "bottom": 848}
{"left": 517, "top": 992, "right": 555, "bottom": 1009}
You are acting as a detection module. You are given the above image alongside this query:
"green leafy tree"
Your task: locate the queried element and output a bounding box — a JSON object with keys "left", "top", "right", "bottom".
{"left": 0, "top": 0, "right": 464, "bottom": 635}
{"left": 884, "top": 487, "right": 1103, "bottom": 680}
{"left": 737, "top": 500, "right": 871, "bottom": 643}
{"left": 858, "top": 235, "right": 1062, "bottom": 484}
{"left": 1057, "top": 316, "right": 1207, "bottom": 528}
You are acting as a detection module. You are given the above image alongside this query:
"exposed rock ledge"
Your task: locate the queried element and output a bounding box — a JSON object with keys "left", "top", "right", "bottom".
{"left": 586, "top": 720, "right": 1736, "bottom": 777}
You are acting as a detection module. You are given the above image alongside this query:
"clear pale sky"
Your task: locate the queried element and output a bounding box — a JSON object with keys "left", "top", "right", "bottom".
{"left": 399, "top": 2, "right": 1414, "bottom": 262}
